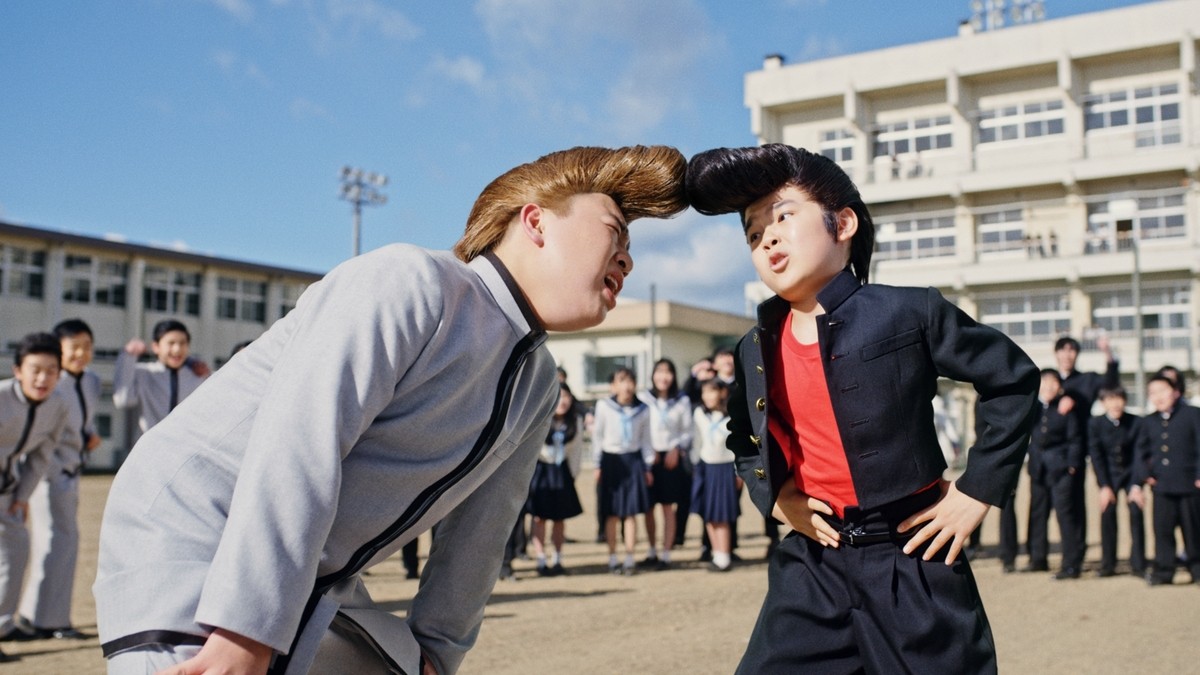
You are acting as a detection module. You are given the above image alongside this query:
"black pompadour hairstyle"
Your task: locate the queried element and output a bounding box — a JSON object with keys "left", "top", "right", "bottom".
{"left": 15, "top": 332, "right": 62, "bottom": 368}
{"left": 685, "top": 144, "right": 875, "bottom": 284}
{"left": 53, "top": 318, "right": 93, "bottom": 340}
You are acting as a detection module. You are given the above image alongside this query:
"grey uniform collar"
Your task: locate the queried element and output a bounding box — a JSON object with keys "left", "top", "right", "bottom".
{"left": 472, "top": 251, "right": 544, "bottom": 336}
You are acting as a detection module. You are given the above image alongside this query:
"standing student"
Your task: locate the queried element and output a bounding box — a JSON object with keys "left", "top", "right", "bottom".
{"left": 1130, "top": 375, "right": 1200, "bottom": 586}
{"left": 528, "top": 383, "right": 585, "bottom": 576}
{"left": 16, "top": 320, "right": 99, "bottom": 640}
{"left": 1088, "top": 386, "right": 1144, "bottom": 577}
{"left": 93, "top": 145, "right": 688, "bottom": 675}
{"left": 690, "top": 379, "right": 738, "bottom": 571}
{"left": 637, "top": 358, "right": 691, "bottom": 569}
{"left": 1023, "top": 370, "right": 1086, "bottom": 579}
{"left": 592, "top": 367, "right": 655, "bottom": 576}
{"left": 685, "top": 144, "right": 1038, "bottom": 673}
{"left": 112, "top": 319, "right": 207, "bottom": 433}
{"left": 0, "top": 333, "right": 70, "bottom": 661}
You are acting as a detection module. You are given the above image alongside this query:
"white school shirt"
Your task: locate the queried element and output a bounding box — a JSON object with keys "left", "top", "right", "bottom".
{"left": 591, "top": 397, "right": 655, "bottom": 466}
{"left": 540, "top": 414, "right": 585, "bottom": 477}
{"left": 692, "top": 406, "right": 733, "bottom": 465}
{"left": 637, "top": 390, "right": 692, "bottom": 453}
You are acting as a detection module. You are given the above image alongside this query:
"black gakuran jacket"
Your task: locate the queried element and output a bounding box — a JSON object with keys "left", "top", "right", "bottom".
{"left": 728, "top": 269, "right": 1039, "bottom": 517}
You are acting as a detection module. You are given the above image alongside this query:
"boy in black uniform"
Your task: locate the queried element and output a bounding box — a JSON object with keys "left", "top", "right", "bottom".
{"left": 685, "top": 144, "right": 1038, "bottom": 674}
{"left": 1131, "top": 375, "right": 1200, "bottom": 585}
{"left": 1087, "top": 386, "right": 1144, "bottom": 577}
{"left": 1024, "top": 369, "right": 1086, "bottom": 579}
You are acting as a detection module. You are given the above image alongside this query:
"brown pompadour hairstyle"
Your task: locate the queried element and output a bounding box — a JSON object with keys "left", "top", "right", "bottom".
{"left": 453, "top": 145, "right": 689, "bottom": 262}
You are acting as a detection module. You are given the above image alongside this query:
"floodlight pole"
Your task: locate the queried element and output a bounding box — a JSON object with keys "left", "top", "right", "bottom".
{"left": 339, "top": 166, "right": 389, "bottom": 257}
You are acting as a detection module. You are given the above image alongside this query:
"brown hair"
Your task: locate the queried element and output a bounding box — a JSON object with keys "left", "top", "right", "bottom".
{"left": 453, "top": 145, "right": 688, "bottom": 262}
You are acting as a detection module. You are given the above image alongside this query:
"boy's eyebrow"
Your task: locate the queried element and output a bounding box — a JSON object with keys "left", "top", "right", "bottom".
{"left": 745, "top": 198, "right": 799, "bottom": 229}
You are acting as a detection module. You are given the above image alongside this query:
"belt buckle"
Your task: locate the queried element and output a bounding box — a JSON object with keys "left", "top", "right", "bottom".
{"left": 841, "top": 526, "right": 866, "bottom": 546}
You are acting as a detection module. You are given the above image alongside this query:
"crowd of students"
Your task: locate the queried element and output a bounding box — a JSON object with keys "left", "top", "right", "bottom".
{"left": 980, "top": 336, "right": 1200, "bottom": 587}
{"left": 0, "top": 318, "right": 209, "bottom": 663}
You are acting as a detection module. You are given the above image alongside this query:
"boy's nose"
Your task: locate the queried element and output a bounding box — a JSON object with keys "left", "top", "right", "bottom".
{"left": 616, "top": 249, "right": 634, "bottom": 276}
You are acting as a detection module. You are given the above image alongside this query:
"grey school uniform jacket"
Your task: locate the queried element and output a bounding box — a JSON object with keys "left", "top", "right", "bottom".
{"left": 112, "top": 348, "right": 206, "bottom": 433}
{"left": 50, "top": 370, "right": 100, "bottom": 476}
{"left": 0, "top": 379, "right": 68, "bottom": 501}
{"left": 94, "top": 245, "right": 559, "bottom": 675}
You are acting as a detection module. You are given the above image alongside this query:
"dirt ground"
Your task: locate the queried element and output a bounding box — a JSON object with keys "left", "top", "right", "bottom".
{"left": 5, "top": 472, "right": 1199, "bottom": 674}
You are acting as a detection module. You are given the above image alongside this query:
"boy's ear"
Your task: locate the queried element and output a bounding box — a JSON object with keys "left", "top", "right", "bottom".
{"left": 519, "top": 203, "right": 546, "bottom": 247}
{"left": 835, "top": 207, "right": 858, "bottom": 242}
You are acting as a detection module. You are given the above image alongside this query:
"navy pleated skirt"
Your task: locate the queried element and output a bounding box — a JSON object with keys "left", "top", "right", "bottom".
{"left": 527, "top": 460, "right": 583, "bottom": 520}
{"left": 691, "top": 461, "right": 740, "bottom": 524}
{"left": 599, "top": 452, "right": 651, "bottom": 518}
{"left": 649, "top": 450, "right": 691, "bottom": 505}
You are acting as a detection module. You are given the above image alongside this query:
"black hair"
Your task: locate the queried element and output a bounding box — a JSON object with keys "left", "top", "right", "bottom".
{"left": 700, "top": 378, "right": 729, "bottom": 394}
{"left": 609, "top": 366, "right": 636, "bottom": 384}
{"left": 711, "top": 346, "right": 734, "bottom": 360}
{"left": 1154, "top": 365, "right": 1186, "bottom": 394}
{"left": 685, "top": 144, "right": 875, "bottom": 284}
{"left": 1039, "top": 368, "right": 1063, "bottom": 383}
{"left": 1054, "top": 337, "right": 1081, "bottom": 352}
{"left": 52, "top": 318, "right": 93, "bottom": 341}
{"left": 650, "top": 358, "right": 679, "bottom": 398}
{"left": 1097, "top": 386, "right": 1127, "bottom": 401}
{"left": 15, "top": 332, "right": 62, "bottom": 368}
{"left": 1147, "top": 374, "right": 1176, "bottom": 390}
{"left": 152, "top": 319, "right": 190, "bottom": 343}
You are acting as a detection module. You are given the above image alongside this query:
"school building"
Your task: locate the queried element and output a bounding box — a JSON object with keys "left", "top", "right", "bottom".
{"left": 0, "top": 219, "right": 323, "bottom": 469}
{"left": 742, "top": 0, "right": 1200, "bottom": 412}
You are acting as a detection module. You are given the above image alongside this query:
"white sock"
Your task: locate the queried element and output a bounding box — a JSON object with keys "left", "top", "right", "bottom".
{"left": 551, "top": 551, "right": 562, "bottom": 566}
{"left": 609, "top": 554, "right": 618, "bottom": 568}
{"left": 646, "top": 546, "right": 658, "bottom": 560}
{"left": 661, "top": 549, "right": 671, "bottom": 563}
{"left": 713, "top": 552, "right": 731, "bottom": 569}
{"left": 624, "top": 553, "right": 635, "bottom": 568}
{"left": 536, "top": 554, "right": 547, "bottom": 568}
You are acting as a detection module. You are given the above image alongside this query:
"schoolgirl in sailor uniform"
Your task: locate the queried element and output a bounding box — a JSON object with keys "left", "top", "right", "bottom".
{"left": 690, "top": 379, "right": 739, "bottom": 571}
{"left": 592, "top": 367, "right": 655, "bottom": 574}
{"left": 637, "top": 358, "right": 692, "bottom": 568}
{"left": 528, "top": 383, "right": 584, "bottom": 575}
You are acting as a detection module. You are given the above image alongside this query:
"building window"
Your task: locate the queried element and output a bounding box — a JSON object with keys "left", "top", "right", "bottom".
{"left": 977, "top": 99, "right": 1064, "bottom": 144}
{"left": 584, "top": 354, "right": 638, "bottom": 389}
{"left": 875, "top": 215, "right": 956, "bottom": 262}
{"left": 976, "top": 209, "right": 1026, "bottom": 256}
{"left": 1084, "top": 190, "right": 1187, "bottom": 253}
{"left": 279, "top": 282, "right": 307, "bottom": 319}
{"left": 819, "top": 129, "right": 854, "bottom": 163}
{"left": 1083, "top": 83, "right": 1181, "bottom": 147}
{"left": 977, "top": 291, "right": 1071, "bottom": 342}
{"left": 62, "top": 254, "right": 128, "bottom": 307}
{"left": 1, "top": 245, "right": 46, "bottom": 299}
{"left": 872, "top": 115, "right": 952, "bottom": 158}
{"left": 217, "top": 277, "right": 267, "bottom": 323}
{"left": 143, "top": 266, "right": 201, "bottom": 316}
{"left": 1092, "top": 282, "right": 1190, "bottom": 351}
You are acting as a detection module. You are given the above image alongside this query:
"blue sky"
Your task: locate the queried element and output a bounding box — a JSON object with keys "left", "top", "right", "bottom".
{"left": 0, "top": 0, "right": 1153, "bottom": 314}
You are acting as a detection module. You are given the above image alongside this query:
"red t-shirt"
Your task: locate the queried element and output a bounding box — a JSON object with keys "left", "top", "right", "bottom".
{"left": 767, "top": 312, "right": 858, "bottom": 517}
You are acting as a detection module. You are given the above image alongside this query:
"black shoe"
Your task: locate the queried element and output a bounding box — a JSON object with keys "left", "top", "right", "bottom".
{"left": 655, "top": 559, "right": 671, "bottom": 571}
{"left": 1097, "top": 568, "right": 1116, "bottom": 578}
{"left": 698, "top": 549, "right": 712, "bottom": 563}
{"left": 1052, "top": 569, "right": 1080, "bottom": 580}
{"left": 0, "top": 646, "right": 15, "bottom": 663}
{"left": 550, "top": 563, "right": 566, "bottom": 576}
{"left": 48, "top": 627, "right": 89, "bottom": 640}
{"left": 0, "top": 627, "right": 38, "bottom": 642}
{"left": 1147, "top": 575, "right": 1171, "bottom": 586}
{"left": 636, "top": 556, "right": 660, "bottom": 569}
{"left": 405, "top": 568, "right": 419, "bottom": 580}
{"left": 1021, "top": 562, "right": 1049, "bottom": 573}
{"left": 730, "top": 552, "right": 743, "bottom": 562}
{"left": 536, "top": 565, "right": 553, "bottom": 577}
{"left": 1002, "top": 562, "right": 1016, "bottom": 574}
{"left": 707, "top": 562, "right": 732, "bottom": 573}
{"left": 499, "top": 564, "right": 515, "bottom": 581}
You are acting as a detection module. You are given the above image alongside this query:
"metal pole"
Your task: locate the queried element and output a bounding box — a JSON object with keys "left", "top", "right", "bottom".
{"left": 648, "top": 283, "right": 657, "bottom": 366}
{"left": 353, "top": 202, "right": 362, "bottom": 258}
{"left": 1133, "top": 237, "right": 1144, "bottom": 405}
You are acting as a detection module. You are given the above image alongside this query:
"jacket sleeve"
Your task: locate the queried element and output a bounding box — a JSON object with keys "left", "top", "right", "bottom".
{"left": 193, "top": 250, "right": 445, "bottom": 654}
{"left": 110, "top": 350, "right": 140, "bottom": 410}
{"left": 15, "top": 398, "right": 69, "bottom": 501}
{"left": 924, "top": 288, "right": 1039, "bottom": 506}
{"left": 1131, "top": 418, "right": 1153, "bottom": 486}
{"left": 1087, "top": 418, "right": 1113, "bottom": 489}
{"left": 1066, "top": 413, "right": 1085, "bottom": 471}
{"left": 407, "top": 390, "right": 553, "bottom": 675}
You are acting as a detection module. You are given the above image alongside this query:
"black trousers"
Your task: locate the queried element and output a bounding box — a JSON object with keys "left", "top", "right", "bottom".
{"left": 737, "top": 492, "right": 996, "bottom": 674}
{"left": 1028, "top": 470, "right": 1083, "bottom": 571}
{"left": 1099, "top": 487, "right": 1145, "bottom": 574}
{"left": 998, "top": 494, "right": 1018, "bottom": 565}
{"left": 1150, "top": 490, "right": 1200, "bottom": 583}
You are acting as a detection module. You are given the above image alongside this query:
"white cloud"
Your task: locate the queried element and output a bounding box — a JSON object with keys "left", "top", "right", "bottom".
{"left": 472, "top": 0, "right": 721, "bottom": 139}
{"left": 621, "top": 212, "right": 758, "bottom": 315}
{"left": 796, "top": 33, "right": 846, "bottom": 61}
{"left": 211, "top": 49, "right": 272, "bottom": 87}
{"left": 205, "top": 0, "right": 254, "bottom": 22}
{"left": 290, "top": 97, "right": 333, "bottom": 120}
{"left": 431, "top": 55, "right": 489, "bottom": 93}
{"left": 325, "top": 0, "right": 421, "bottom": 41}
{"left": 212, "top": 49, "right": 238, "bottom": 74}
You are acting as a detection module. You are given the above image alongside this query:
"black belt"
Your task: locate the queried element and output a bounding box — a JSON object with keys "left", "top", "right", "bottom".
{"left": 837, "top": 526, "right": 914, "bottom": 546}
{"left": 824, "top": 485, "right": 940, "bottom": 547}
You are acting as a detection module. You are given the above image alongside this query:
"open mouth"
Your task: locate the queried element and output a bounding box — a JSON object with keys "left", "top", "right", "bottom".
{"left": 604, "top": 273, "right": 622, "bottom": 297}
{"left": 768, "top": 252, "right": 787, "bottom": 270}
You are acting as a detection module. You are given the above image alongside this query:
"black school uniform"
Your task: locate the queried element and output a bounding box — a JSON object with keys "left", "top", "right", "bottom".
{"left": 1025, "top": 396, "right": 1085, "bottom": 574}
{"left": 1088, "top": 411, "right": 1145, "bottom": 574}
{"left": 1133, "top": 402, "right": 1200, "bottom": 584}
